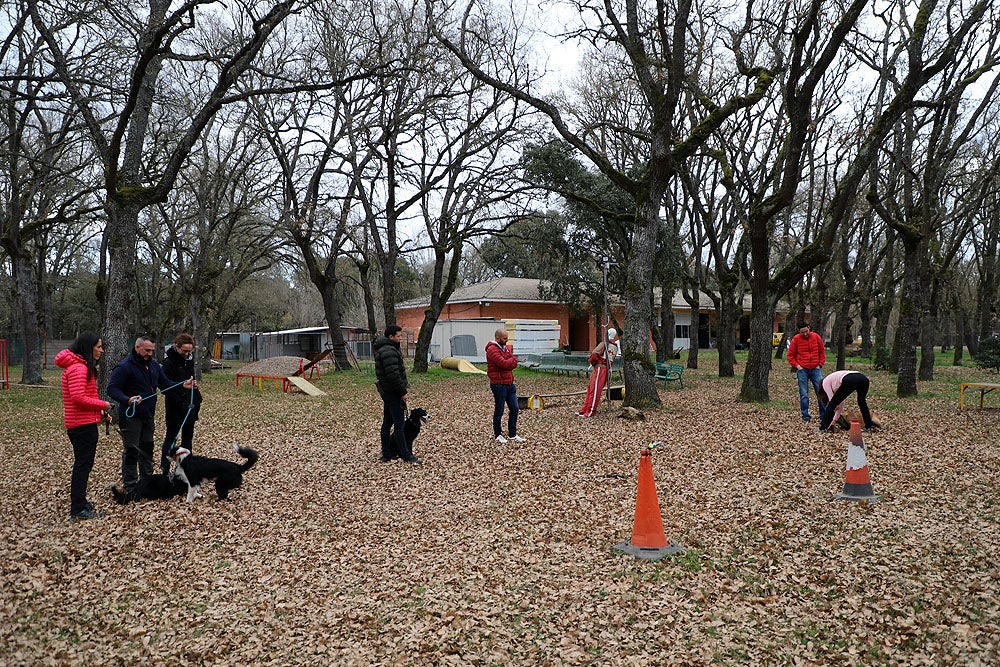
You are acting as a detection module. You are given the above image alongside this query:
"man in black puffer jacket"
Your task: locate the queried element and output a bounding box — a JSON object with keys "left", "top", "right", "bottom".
{"left": 373, "top": 325, "right": 421, "bottom": 465}
{"left": 160, "top": 332, "right": 203, "bottom": 473}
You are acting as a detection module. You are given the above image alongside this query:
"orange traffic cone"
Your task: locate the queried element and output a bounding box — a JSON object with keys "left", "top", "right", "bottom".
{"left": 834, "top": 418, "right": 880, "bottom": 503}
{"left": 613, "top": 445, "right": 685, "bottom": 559}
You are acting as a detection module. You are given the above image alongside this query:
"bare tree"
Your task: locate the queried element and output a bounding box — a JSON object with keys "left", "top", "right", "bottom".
{"left": 433, "top": 0, "right": 778, "bottom": 408}
{"left": 28, "top": 0, "right": 299, "bottom": 387}
{"left": 1, "top": 4, "right": 100, "bottom": 383}
{"left": 146, "top": 110, "right": 286, "bottom": 371}
{"left": 738, "top": 0, "right": 994, "bottom": 402}
{"left": 866, "top": 7, "right": 1000, "bottom": 395}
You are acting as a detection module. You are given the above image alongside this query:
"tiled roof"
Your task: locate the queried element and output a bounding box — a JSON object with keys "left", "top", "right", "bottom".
{"left": 397, "top": 277, "right": 559, "bottom": 308}
{"left": 397, "top": 277, "right": 762, "bottom": 311}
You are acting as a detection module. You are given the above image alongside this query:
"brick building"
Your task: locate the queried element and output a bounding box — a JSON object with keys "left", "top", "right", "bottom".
{"left": 396, "top": 277, "right": 767, "bottom": 352}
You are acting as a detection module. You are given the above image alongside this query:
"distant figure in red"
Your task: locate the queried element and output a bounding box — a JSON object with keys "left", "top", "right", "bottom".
{"left": 787, "top": 321, "right": 826, "bottom": 423}
{"left": 578, "top": 328, "right": 620, "bottom": 417}
{"left": 486, "top": 328, "right": 524, "bottom": 443}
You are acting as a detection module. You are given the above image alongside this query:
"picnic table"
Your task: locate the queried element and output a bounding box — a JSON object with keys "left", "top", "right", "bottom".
{"left": 959, "top": 382, "right": 1000, "bottom": 411}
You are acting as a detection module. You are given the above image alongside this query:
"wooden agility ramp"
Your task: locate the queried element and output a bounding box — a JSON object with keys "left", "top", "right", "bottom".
{"left": 285, "top": 376, "right": 327, "bottom": 396}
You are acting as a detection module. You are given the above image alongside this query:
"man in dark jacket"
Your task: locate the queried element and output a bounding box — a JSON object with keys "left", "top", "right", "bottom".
{"left": 160, "top": 332, "right": 203, "bottom": 474}
{"left": 108, "top": 336, "right": 193, "bottom": 490}
{"left": 374, "top": 325, "right": 421, "bottom": 465}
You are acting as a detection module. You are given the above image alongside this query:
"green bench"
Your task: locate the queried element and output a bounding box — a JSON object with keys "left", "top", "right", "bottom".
{"left": 654, "top": 362, "right": 684, "bottom": 389}
{"left": 533, "top": 353, "right": 622, "bottom": 378}
{"left": 520, "top": 353, "right": 543, "bottom": 369}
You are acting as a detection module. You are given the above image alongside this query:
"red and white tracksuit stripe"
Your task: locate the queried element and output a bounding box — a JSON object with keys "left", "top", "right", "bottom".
{"left": 579, "top": 362, "right": 609, "bottom": 417}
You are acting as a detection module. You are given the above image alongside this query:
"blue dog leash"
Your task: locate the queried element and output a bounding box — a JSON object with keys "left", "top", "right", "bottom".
{"left": 123, "top": 379, "right": 189, "bottom": 419}
{"left": 123, "top": 380, "right": 197, "bottom": 456}
{"left": 164, "top": 383, "right": 198, "bottom": 454}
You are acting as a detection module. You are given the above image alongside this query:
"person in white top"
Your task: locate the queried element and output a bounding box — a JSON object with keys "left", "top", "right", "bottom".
{"left": 818, "top": 370, "right": 875, "bottom": 432}
{"left": 578, "top": 327, "right": 620, "bottom": 417}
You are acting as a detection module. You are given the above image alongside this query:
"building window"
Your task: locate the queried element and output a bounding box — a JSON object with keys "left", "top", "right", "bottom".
{"left": 675, "top": 324, "right": 690, "bottom": 339}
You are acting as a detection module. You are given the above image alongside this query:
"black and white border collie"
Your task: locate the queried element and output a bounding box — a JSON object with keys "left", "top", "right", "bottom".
{"left": 395, "top": 407, "right": 429, "bottom": 448}
{"left": 171, "top": 444, "right": 259, "bottom": 502}
{"left": 111, "top": 474, "right": 188, "bottom": 504}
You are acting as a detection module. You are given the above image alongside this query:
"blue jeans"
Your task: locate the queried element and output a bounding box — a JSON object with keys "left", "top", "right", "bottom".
{"left": 796, "top": 368, "right": 825, "bottom": 421}
{"left": 490, "top": 383, "right": 519, "bottom": 437}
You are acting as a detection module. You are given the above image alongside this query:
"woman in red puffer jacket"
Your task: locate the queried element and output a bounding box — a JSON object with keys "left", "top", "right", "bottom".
{"left": 55, "top": 333, "right": 112, "bottom": 522}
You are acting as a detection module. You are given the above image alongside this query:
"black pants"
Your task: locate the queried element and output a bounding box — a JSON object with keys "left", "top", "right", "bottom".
{"left": 380, "top": 391, "right": 412, "bottom": 461}
{"left": 161, "top": 416, "right": 196, "bottom": 473}
{"left": 820, "top": 373, "right": 872, "bottom": 430}
{"left": 68, "top": 424, "right": 98, "bottom": 516}
{"left": 120, "top": 415, "right": 155, "bottom": 490}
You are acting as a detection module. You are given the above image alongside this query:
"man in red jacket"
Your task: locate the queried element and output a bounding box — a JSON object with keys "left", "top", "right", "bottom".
{"left": 486, "top": 328, "right": 524, "bottom": 444}
{"left": 787, "top": 321, "right": 826, "bottom": 422}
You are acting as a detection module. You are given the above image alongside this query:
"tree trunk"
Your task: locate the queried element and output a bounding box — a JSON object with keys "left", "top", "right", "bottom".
{"left": 740, "top": 198, "right": 774, "bottom": 401}
{"left": 189, "top": 293, "right": 209, "bottom": 377}
{"left": 918, "top": 300, "right": 937, "bottom": 381}
{"left": 413, "top": 309, "right": 439, "bottom": 374}
{"left": 621, "top": 196, "right": 662, "bottom": 410}
{"left": 895, "top": 239, "right": 922, "bottom": 397}
{"left": 835, "top": 248, "right": 853, "bottom": 370}
{"left": 352, "top": 258, "right": 380, "bottom": 338}
{"left": 716, "top": 288, "right": 739, "bottom": 377}
{"left": 658, "top": 288, "right": 675, "bottom": 362}
{"left": 858, "top": 299, "right": 872, "bottom": 357}
{"left": 953, "top": 295, "right": 965, "bottom": 366}
{"left": 100, "top": 204, "right": 141, "bottom": 392}
{"left": 835, "top": 309, "right": 849, "bottom": 371}
{"left": 318, "top": 287, "right": 350, "bottom": 370}
{"left": 684, "top": 285, "right": 700, "bottom": 369}
{"left": 12, "top": 253, "right": 43, "bottom": 385}
{"left": 741, "top": 303, "right": 777, "bottom": 402}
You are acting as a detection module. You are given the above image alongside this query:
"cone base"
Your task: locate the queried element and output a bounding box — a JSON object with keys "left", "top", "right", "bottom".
{"left": 613, "top": 540, "right": 686, "bottom": 560}
{"left": 835, "top": 488, "right": 880, "bottom": 504}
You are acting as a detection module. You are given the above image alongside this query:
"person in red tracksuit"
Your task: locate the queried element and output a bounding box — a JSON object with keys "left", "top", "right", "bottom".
{"left": 578, "top": 327, "right": 620, "bottom": 417}
{"left": 486, "top": 328, "right": 524, "bottom": 444}
{"left": 56, "top": 333, "right": 113, "bottom": 522}
{"left": 787, "top": 321, "right": 826, "bottom": 423}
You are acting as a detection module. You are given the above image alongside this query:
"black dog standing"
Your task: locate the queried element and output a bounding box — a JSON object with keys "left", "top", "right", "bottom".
{"left": 171, "top": 444, "right": 258, "bottom": 502}
{"left": 387, "top": 408, "right": 430, "bottom": 462}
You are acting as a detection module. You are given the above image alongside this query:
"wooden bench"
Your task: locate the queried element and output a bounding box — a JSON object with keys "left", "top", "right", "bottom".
{"left": 959, "top": 382, "right": 1000, "bottom": 411}
{"left": 654, "top": 362, "right": 684, "bottom": 389}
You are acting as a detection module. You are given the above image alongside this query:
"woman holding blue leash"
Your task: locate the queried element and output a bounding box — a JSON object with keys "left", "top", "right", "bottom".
{"left": 108, "top": 336, "right": 195, "bottom": 493}
{"left": 160, "top": 333, "right": 203, "bottom": 474}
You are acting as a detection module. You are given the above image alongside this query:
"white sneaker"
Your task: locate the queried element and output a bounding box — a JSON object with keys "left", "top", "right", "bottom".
{"left": 510, "top": 435, "right": 526, "bottom": 443}
{"left": 495, "top": 435, "right": 508, "bottom": 444}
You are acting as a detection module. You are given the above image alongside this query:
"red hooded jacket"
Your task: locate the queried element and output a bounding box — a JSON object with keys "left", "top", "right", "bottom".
{"left": 485, "top": 340, "right": 517, "bottom": 384}
{"left": 56, "top": 349, "right": 108, "bottom": 429}
{"left": 787, "top": 331, "right": 826, "bottom": 370}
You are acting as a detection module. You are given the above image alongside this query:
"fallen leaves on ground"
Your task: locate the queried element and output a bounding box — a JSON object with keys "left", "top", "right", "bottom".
{"left": 1, "top": 361, "right": 999, "bottom": 665}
